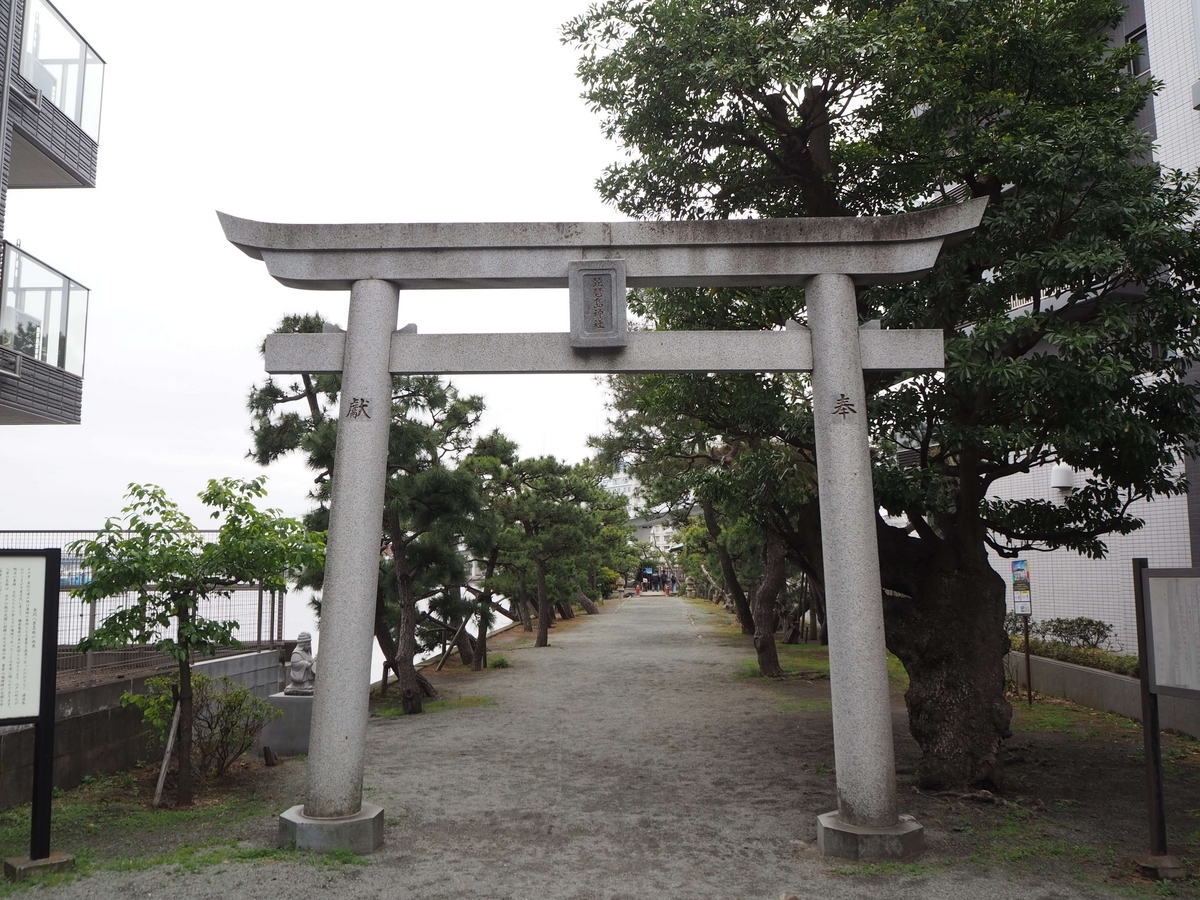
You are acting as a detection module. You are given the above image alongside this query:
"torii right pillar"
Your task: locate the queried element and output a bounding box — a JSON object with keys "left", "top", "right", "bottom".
{"left": 808, "top": 272, "right": 923, "bottom": 859}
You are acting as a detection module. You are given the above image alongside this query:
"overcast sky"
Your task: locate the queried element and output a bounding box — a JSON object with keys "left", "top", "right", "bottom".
{"left": 0, "top": 0, "right": 625, "bottom": 531}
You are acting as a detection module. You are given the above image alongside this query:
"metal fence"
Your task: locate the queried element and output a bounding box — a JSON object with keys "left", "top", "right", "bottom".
{"left": 0, "top": 531, "right": 286, "bottom": 689}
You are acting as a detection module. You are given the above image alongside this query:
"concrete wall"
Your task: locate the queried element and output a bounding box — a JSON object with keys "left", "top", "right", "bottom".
{"left": 197, "top": 649, "right": 284, "bottom": 701}
{"left": 1006, "top": 652, "right": 1200, "bottom": 738}
{"left": 0, "top": 649, "right": 281, "bottom": 810}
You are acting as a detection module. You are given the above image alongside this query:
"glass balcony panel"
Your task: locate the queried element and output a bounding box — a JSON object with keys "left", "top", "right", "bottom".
{"left": 19, "top": 0, "right": 105, "bottom": 140}
{"left": 0, "top": 244, "right": 88, "bottom": 377}
{"left": 80, "top": 50, "right": 103, "bottom": 139}
{"left": 65, "top": 286, "right": 87, "bottom": 376}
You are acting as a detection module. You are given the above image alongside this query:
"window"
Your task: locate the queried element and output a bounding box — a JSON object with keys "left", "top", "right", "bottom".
{"left": 1127, "top": 26, "right": 1150, "bottom": 77}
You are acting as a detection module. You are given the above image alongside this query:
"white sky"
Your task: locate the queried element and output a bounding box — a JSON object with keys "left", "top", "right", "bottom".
{"left": 0, "top": 0, "right": 624, "bottom": 531}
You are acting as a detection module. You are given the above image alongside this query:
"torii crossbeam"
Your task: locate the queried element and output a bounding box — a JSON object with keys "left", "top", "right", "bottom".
{"left": 220, "top": 199, "right": 986, "bottom": 861}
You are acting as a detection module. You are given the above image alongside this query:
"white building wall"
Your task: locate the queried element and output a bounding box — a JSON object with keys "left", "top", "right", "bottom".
{"left": 1145, "top": 0, "right": 1200, "bottom": 171}
{"left": 986, "top": 467, "right": 1191, "bottom": 654}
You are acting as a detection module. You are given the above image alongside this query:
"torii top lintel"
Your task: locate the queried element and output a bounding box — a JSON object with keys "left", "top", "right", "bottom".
{"left": 216, "top": 199, "right": 986, "bottom": 292}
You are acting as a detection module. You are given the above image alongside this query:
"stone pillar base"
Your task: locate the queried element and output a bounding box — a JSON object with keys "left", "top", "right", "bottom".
{"left": 816, "top": 810, "right": 924, "bottom": 860}
{"left": 4, "top": 852, "right": 74, "bottom": 882}
{"left": 279, "top": 803, "right": 384, "bottom": 854}
{"left": 1138, "top": 854, "right": 1187, "bottom": 880}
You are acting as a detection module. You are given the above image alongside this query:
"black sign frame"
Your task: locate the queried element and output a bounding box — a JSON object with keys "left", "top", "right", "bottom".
{"left": 0, "top": 549, "right": 62, "bottom": 861}
{"left": 1139, "top": 566, "right": 1200, "bottom": 700}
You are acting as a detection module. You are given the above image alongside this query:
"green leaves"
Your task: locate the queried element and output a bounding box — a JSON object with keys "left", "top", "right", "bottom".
{"left": 569, "top": 0, "right": 1200, "bottom": 563}
{"left": 70, "top": 479, "right": 324, "bottom": 665}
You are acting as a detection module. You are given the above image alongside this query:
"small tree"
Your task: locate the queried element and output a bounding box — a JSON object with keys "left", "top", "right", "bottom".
{"left": 71, "top": 478, "right": 323, "bottom": 806}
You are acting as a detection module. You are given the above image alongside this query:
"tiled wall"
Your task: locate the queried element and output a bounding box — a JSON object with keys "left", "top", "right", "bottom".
{"left": 1146, "top": 0, "right": 1200, "bottom": 172}
{"left": 985, "top": 467, "right": 1191, "bottom": 655}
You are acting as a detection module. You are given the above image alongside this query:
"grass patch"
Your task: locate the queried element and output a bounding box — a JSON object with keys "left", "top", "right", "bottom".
{"left": 831, "top": 861, "right": 939, "bottom": 877}
{"left": 732, "top": 643, "right": 908, "bottom": 689}
{"left": 372, "top": 695, "right": 497, "bottom": 719}
{"left": 489, "top": 656, "right": 511, "bottom": 669}
{"left": 734, "top": 645, "right": 830, "bottom": 680}
{"left": 0, "top": 775, "right": 272, "bottom": 864}
{"left": 1010, "top": 697, "right": 1141, "bottom": 738}
{"left": 0, "top": 770, "right": 310, "bottom": 894}
{"left": 777, "top": 698, "right": 832, "bottom": 712}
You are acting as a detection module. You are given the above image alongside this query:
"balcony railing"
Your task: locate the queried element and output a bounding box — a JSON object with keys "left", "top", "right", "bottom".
{"left": 19, "top": 0, "right": 104, "bottom": 139}
{"left": 0, "top": 243, "right": 88, "bottom": 377}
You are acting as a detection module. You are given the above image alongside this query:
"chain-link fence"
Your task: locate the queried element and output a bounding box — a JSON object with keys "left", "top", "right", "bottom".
{"left": 0, "top": 531, "right": 286, "bottom": 689}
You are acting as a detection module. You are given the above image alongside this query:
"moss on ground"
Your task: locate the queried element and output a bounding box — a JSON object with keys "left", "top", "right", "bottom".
{"left": 371, "top": 695, "right": 497, "bottom": 719}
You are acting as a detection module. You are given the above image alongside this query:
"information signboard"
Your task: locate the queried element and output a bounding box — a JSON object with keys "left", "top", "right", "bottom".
{"left": 0, "top": 555, "right": 48, "bottom": 723}
{"left": 1142, "top": 568, "right": 1200, "bottom": 699}
{"left": 1012, "top": 560, "right": 1032, "bottom": 616}
{"left": 0, "top": 549, "right": 61, "bottom": 866}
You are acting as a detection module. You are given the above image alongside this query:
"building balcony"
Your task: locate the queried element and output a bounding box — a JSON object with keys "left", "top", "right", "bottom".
{"left": 0, "top": 242, "right": 87, "bottom": 424}
{"left": 8, "top": 0, "right": 103, "bottom": 188}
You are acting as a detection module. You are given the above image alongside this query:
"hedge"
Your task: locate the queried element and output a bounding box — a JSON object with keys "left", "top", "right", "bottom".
{"left": 1011, "top": 636, "right": 1139, "bottom": 679}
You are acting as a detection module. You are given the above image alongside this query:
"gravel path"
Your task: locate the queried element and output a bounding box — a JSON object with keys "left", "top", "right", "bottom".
{"left": 42, "top": 594, "right": 1139, "bottom": 899}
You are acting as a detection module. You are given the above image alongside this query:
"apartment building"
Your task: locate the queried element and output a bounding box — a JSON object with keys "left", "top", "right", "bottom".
{"left": 0, "top": 0, "right": 100, "bottom": 425}
{"left": 983, "top": 0, "right": 1198, "bottom": 652}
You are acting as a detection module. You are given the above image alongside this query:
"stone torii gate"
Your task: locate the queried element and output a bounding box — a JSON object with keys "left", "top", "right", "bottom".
{"left": 219, "top": 199, "right": 986, "bottom": 860}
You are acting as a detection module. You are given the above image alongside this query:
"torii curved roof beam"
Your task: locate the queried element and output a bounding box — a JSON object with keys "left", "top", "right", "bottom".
{"left": 217, "top": 199, "right": 987, "bottom": 292}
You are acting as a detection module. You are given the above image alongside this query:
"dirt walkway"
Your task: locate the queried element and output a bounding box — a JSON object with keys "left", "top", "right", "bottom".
{"left": 22, "top": 594, "right": 1197, "bottom": 898}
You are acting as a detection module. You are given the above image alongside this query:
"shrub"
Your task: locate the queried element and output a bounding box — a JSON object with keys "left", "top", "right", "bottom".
{"left": 1003, "top": 613, "right": 1116, "bottom": 650}
{"left": 124, "top": 672, "right": 281, "bottom": 779}
{"left": 489, "top": 656, "right": 511, "bottom": 669}
{"left": 1011, "top": 636, "right": 1140, "bottom": 679}
{"left": 1040, "top": 617, "right": 1116, "bottom": 650}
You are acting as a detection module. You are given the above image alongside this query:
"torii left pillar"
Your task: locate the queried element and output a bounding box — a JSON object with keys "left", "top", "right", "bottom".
{"left": 278, "top": 279, "right": 398, "bottom": 853}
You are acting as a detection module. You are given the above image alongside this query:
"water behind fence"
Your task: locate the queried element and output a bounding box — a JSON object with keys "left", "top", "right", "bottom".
{"left": 0, "top": 531, "right": 287, "bottom": 689}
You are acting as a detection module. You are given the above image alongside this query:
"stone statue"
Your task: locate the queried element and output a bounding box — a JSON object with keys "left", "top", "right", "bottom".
{"left": 284, "top": 632, "right": 317, "bottom": 695}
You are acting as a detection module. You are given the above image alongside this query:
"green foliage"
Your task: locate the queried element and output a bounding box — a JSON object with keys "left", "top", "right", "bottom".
{"left": 1004, "top": 613, "right": 1117, "bottom": 650}
{"left": 121, "top": 677, "right": 178, "bottom": 745}
{"left": 566, "top": 0, "right": 1200, "bottom": 562}
{"left": 489, "top": 655, "right": 511, "bottom": 669}
{"left": 1012, "top": 635, "right": 1139, "bottom": 678}
{"left": 565, "top": 0, "right": 1200, "bottom": 778}
{"left": 124, "top": 672, "right": 281, "bottom": 778}
{"left": 494, "top": 455, "right": 633, "bottom": 627}
{"left": 70, "top": 479, "right": 324, "bottom": 665}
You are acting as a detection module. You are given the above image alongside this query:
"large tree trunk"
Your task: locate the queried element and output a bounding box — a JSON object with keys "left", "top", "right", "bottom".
{"left": 701, "top": 498, "right": 754, "bottom": 634}
{"left": 387, "top": 511, "right": 423, "bottom": 714}
{"left": 535, "top": 564, "right": 551, "bottom": 647}
{"left": 752, "top": 531, "right": 787, "bottom": 677}
{"left": 774, "top": 460, "right": 1010, "bottom": 790}
{"left": 883, "top": 551, "right": 1011, "bottom": 790}
{"left": 556, "top": 597, "right": 576, "bottom": 619}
